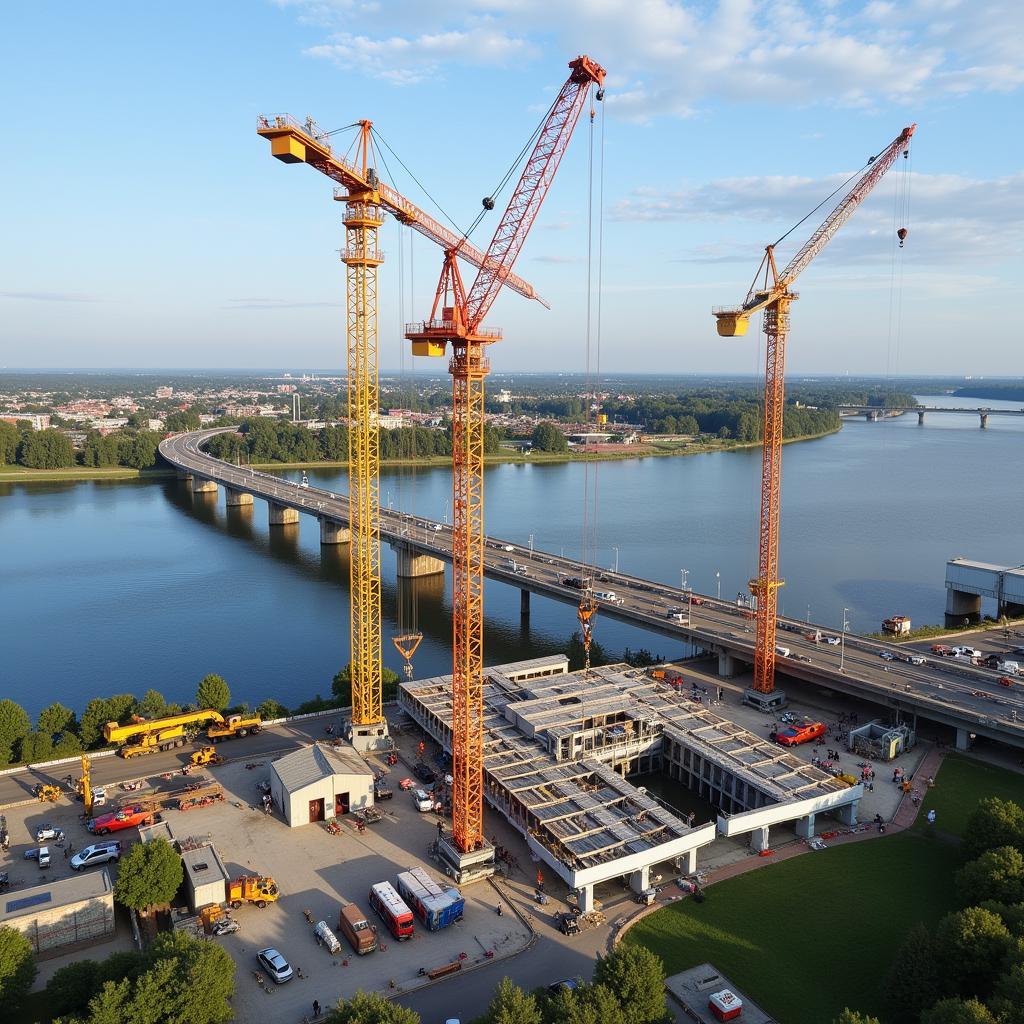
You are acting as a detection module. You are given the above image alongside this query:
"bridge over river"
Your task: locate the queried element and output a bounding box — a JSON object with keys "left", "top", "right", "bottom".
{"left": 160, "top": 429, "right": 1024, "bottom": 752}
{"left": 839, "top": 404, "right": 1024, "bottom": 427}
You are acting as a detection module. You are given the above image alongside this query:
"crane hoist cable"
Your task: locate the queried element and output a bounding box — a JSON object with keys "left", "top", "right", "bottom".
{"left": 578, "top": 84, "right": 606, "bottom": 673}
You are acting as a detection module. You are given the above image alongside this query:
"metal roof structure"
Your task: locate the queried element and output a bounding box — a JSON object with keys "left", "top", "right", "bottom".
{"left": 271, "top": 742, "right": 373, "bottom": 793}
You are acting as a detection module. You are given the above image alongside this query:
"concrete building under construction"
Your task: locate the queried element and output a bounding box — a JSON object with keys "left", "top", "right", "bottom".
{"left": 400, "top": 656, "right": 862, "bottom": 908}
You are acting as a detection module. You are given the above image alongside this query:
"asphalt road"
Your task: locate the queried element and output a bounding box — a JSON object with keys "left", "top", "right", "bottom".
{"left": 160, "top": 430, "right": 1024, "bottom": 746}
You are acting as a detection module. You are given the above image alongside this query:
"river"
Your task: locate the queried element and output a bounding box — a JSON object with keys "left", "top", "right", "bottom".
{"left": 2, "top": 395, "right": 1021, "bottom": 717}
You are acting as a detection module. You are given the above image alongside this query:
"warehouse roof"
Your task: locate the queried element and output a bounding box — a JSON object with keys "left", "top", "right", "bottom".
{"left": 0, "top": 869, "right": 112, "bottom": 923}
{"left": 271, "top": 742, "right": 373, "bottom": 792}
{"left": 181, "top": 843, "right": 229, "bottom": 889}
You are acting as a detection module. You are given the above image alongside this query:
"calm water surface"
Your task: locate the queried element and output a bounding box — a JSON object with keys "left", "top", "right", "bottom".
{"left": 2, "top": 395, "right": 1021, "bottom": 716}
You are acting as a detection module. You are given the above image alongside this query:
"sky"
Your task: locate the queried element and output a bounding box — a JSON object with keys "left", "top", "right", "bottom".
{"left": 1, "top": 0, "right": 1021, "bottom": 375}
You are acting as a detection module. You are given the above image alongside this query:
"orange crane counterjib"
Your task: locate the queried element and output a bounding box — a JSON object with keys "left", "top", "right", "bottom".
{"left": 256, "top": 115, "right": 545, "bottom": 308}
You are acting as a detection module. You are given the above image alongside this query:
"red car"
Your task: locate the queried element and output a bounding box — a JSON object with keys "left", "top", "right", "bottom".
{"left": 87, "top": 805, "right": 154, "bottom": 835}
{"left": 999, "top": 677, "right": 1015, "bottom": 688}
{"left": 773, "top": 721, "right": 827, "bottom": 747}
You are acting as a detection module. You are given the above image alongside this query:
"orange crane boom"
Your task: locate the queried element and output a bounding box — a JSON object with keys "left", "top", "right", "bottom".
{"left": 714, "top": 123, "right": 915, "bottom": 703}
{"left": 406, "top": 55, "right": 605, "bottom": 855}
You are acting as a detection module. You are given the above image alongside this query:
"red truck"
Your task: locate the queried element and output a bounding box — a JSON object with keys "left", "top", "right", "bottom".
{"left": 87, "top": 805, "right": 154, "bottom": 836}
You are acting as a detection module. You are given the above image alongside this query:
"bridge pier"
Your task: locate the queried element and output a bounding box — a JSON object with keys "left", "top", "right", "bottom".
{"left": 395, "top": 545, "right": 445, "bottom": 578}
{"left": 680, "top": 847, "right": 698, "bottom": 875}
{"left": 794, "top": 813, "right": 816, "bottom": 839}
{"left": 191, "top": 477, "right": 217, "bottom": 494}
{"left": 520, "top": 589, "right": 530, "bottom": 618}
{"left": 224, "top": 486, "right": 253, "bottom": 507}
{"left": 268, "top": 502, "right": 299, "bottom": 527}
{"left": 865, "top": 410, "right": 880, "bottom": 422}
{"left": 717, "top": 651, "right": 736, "bottom": 678}
{"left": 750, "top": 825, "right": 770, "bottom": 853}
{"left": 176, "top": 469, "right": 193, "bottom": 482}
{"left": 980, "top": 411, "right": 989, "bottom": 429}
{"left": 319, "top": 519, "right": 351, "bottom": 545}
{"left": 629, "top": 865, "right": 651, "bottom": 894}
{"left": 918, "top": 410, "right": 925, "bottom": 425}
{"left": 835, "top": 799, "right": 858, "bottom": 826}
{"left": 955, "top": 728, "right": 974, "bottom": 752}
{"left": 945, "top": 587, "right": 982, "bottom": 627}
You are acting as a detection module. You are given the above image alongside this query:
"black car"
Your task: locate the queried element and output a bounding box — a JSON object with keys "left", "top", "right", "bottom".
{"left": 562, "top": 577, "right": 584, "bottom": 589}
{"left": 412, "top": 762, "right": 436, "bottom": 784}
{"left": 373, "top": 780, "right": 393, "bottom": 800}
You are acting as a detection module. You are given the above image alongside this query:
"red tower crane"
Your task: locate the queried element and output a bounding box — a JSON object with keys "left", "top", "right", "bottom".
{"left": 714, "top": 123, "right": 916, "bottom": 708}
{"left": 407, "top": 55, "right": 606, "bottom": 861}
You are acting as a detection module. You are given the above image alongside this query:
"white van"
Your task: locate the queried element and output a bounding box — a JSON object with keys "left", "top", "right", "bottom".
{"left": 952, "top": 645, "right": 981, "bottom": 658}
{"left": 775, "top": 645, "right": 791, "bottom": 658}
{"left": 594, "top": 591, "right": 622, "bottom": 604}
{"left": 412, "top": 789, "right": 434, "bottom": 813}
{"left": 998, "top": 661, "right": 1021, "bottom": 675}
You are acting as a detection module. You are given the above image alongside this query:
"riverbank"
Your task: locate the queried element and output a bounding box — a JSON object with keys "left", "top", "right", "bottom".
{"left": 0, "top": 425, "right": 841, "bottom": 482}
{"left": 0, "top": 465, "right": 176, "bottom": 482}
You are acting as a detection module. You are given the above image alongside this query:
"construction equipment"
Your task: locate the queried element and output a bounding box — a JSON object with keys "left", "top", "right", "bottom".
{"left": 103, "top": 709, "right": 262, "bottom": 758}
{"left": 35, "top": 784, "right": 61, "bottom": 803}
{"left": 189, "top": 745, "right": 224, "bottom": 767}
{"left": 405, "top": 55, "right": 605, "bottom": 854}
{"left": 77, "top": 753, "right": 93, "bottom": 815}
{"left": 713, "top": 123, "right": 915, "bottom": 704}
{"left": 226, "top": 874, "right": 279, "bottom": 909}
{"left": 257, "top": 118, "right": 542, "bottom": 743}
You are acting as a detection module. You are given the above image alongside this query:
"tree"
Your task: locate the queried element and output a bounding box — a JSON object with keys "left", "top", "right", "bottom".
{"left": 137, "top": 689, "right": 169, "bottom": 719}
{"left": 593, "top": 945, "right": 666, "bottom": 1024}
{"left": 483, "top": 977, "right": 543, "bottom": 1024}
{"left": 0, "top": 698, "right": 31, "bottom": 764}
{"left": 934, "top": 906, "right": 1014, "bottom": 1000}
{"left": 140, "top": 931, "right": 235, "bottom": 1024}
{"left": 544, "top": 983, "right": 627, "bottom": 1024}
{"left": 881, "top": 922, "right": 941, "bottom": 1024}
{"left": 79, "top": 695, "right": 137, "bottom": 747}
{"left": 256, "top": 698, "right": 289, "bottom": 719}
{"left": 46, "top": 960, "right": 100, "bottom": 1018}
{"left": 921, "top": 999, "right": 998, "bottom": 1024}
{"left": 565, "top": 631, "right": 612, "bottom": 672}
{"left": 165, "top": 410, "right": 201, "bottom": 433}
{"left": 17, "top": 427, "right": 75, "bottom": 468}
{"left": 326, "top": 990, "right": 421, "bottom": 1024}
{"left": 0, "top": 421, "right": 19, "bottom": 465}
{"left": 196, "top": 674, "right": 230, "bottom": 712}
{"left": 127, "top": 411, "right": 149, "bottom": 429}
{"left": 37, "top": 701, "right": 76, "bottom": 739}
{"left": 18, "top": 730, "right": 53, "bottom": 763}
{"left": 0, "top": 926, "right": 37, "bottom": 1007}
{"left": 990, "top": 960, "right": 1024, "bottom": 1024}
{"left": 958, "top": 847, "right": 1024, "bottom": 906}
{"left": 332, "top": 664, "right": 400, "bottom": 707}
{"left": 531, "top": 421, "right": 569, "bottom": 453}
{"left": 963, "top": 799, "right": 1024, "bottom": 862}
{"left": 113, "top": 839, "right": 183, "bottom": 912}
{"left": 834, "top": 1013, "right": 882, "bottom": 1024}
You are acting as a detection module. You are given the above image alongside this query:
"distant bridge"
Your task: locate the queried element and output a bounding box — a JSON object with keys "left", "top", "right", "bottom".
{"left": 838, "top": 405, "right": 1024, "bottom": 427}
{"left": 159, "top": 428, "right": 1024, "bottom": 752}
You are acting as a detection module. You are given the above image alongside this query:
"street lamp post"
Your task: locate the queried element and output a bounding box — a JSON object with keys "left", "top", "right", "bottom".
{"left": 612, "top": 546, "right": 619, "bottom": 574}
{"left": 715, "top": 571, "right": 721, "bottom": 600}
{"left": 529, "top": 534, "right": 534, "bottom": 559}
{"left": 680, "top": 568, "right": 689, "bottom": 592}
{"left": 840, "top": 607, "right": 850, "bottom": 672}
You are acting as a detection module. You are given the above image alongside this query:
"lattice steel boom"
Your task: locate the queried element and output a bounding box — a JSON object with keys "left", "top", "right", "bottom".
{"left": 713, "top": 123, "right": 915, "bottom": 696}
{"left": 407, "top": 55, "right": 605, "bottom": 853}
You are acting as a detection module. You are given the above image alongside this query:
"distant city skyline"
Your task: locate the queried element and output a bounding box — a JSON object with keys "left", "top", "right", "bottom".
{"left": 2, "top": 1, "right": 1021, "bottom": 374}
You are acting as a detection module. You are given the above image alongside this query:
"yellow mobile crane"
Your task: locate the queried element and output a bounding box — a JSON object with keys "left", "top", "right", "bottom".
{"left": 104, "top": 710, "right": 262, "bottom": 758}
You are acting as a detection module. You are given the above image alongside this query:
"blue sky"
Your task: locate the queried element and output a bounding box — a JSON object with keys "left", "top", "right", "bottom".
{"left": 1, "top": 0, "right": 1021, "bottom": 374}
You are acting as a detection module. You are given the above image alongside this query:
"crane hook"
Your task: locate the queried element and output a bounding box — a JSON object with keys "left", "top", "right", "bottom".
{"left": 596, "top": 88, "right": 605, "bottom": 101}
{"left": 482, "top": 196, "right": 495, "bottom": 211}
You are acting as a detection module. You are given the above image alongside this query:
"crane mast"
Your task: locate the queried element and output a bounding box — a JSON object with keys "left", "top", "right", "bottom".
{"left": 257, "top": 115, "right": 543, "bottom": 750}
{"left": 407, "top": 55, "right": 605, "bottom": 862}
{"left": 714, "top": 124, "right": 915, "bottom": 707}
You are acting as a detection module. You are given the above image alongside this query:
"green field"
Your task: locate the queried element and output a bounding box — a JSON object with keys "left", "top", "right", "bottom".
{"left": 0, "top": 465, "right": 174, "bottom": 482}
{"left": 914, "top": 753, "right": 1024, "bottom": 837}
{"left": 625, "top": 834, "right": 961, "bottom": 1024}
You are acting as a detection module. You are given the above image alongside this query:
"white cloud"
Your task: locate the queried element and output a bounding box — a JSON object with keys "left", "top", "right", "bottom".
{"left": 281, "top": 0, "right": 1024, "bottom": 112}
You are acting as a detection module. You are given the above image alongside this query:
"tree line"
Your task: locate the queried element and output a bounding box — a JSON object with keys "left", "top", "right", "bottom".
{"left": 0, "top": 420, "right": 164, "bottom": 470}
{"left": 842, "top": 795, "right": 1024, "bottom": 1024}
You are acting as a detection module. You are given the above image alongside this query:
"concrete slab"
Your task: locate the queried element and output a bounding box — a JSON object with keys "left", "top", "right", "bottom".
{"left": 666, "top": 963, "right": 777, "bottom": 1023}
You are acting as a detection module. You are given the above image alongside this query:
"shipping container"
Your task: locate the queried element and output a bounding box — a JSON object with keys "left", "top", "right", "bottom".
{"left": 396, "top": 867, "right": 464, "bottom": 932}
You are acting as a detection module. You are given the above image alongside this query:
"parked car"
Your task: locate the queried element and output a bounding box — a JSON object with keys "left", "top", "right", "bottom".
{"left": 35, "top": 824, "right": 65, "bottom": 843}
{"left": 373, "top": 779, "right": 393, "bottom": 800}
{"left": 70, "top": 842, "right": 122, "bottom": 871}
{"left": 952, "top": 646, "right": 982, "bottom": 658}
{"left": 25, "top": 846, "right": 52, "bottom": 868}
{"left": 773, "top": 721, "right": 827, "bottom": 747}
{"left": 931, "top": 644, "right": 953, "bottom": 655}
{"left": 87, "top": 805, "right": 154, "bottom": 836}
{"left": 412, "top": 789, "right": 434, "bottom": 813}
{"left": 91, "top": 787, "right": 108, "bottom": 807}
{"left": 256, "top": 947, "right": 293, "bottom": 984}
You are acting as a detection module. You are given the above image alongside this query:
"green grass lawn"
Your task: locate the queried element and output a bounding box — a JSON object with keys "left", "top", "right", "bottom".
{"left": 915, "top": 753, "right": 1024, "bottom": 837}
{"left": 626, "top": 834, "right": 961, "bottom": 1024}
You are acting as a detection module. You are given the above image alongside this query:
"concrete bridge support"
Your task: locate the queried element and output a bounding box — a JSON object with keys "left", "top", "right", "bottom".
{"left": 268, "top": 502, "right": 299, "bottom": 527}
{"left": 319, "top": 520, "right": 351, "bottom": 545}
{"left": 945, "top": 587, "right": 982, "bottom": 627}
{"left": 717, "top": 651, "right": 736, "bottom": 678}
{"left": 520, "top": 590, "right": 530, "bottom": 618}
{"left": 865, "top": 410, "right": 880, "bottom": 422}
{"left": 224, "top": 487, "right": 253, "bottom": 507}
{"left": 577, "top": 885, "right": 596, "bottom": 914}
{"left": 835, "top": 800, "right": 858, "bottom": 826}
{"left": 750, "top": 826, "right": 770, "bottom": 852}
{"left": 980, "top": 411, "right": 989, "bottom": 429}
{"left": 191, "top": 477, "right": 217, "bottom": 494}
{"left": 795, "top": 813, "right": 816, "bottom": 839}
{"left": 176, "top": 469, "right": 193, "bottom": 482}
{"left": 918, "top": 410, "right": 926, "bottom": 425}
{"left": 681, "top": 848, "right": 698, "bottom": 875}
{"left": 395, "top": 546, "right": 445, "bottom": 578}
{"left": 956, "top": 728, "right": 974, "bottom": 752}
{"left": 630, "top": 866, "right": 651, "bottom": 894}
